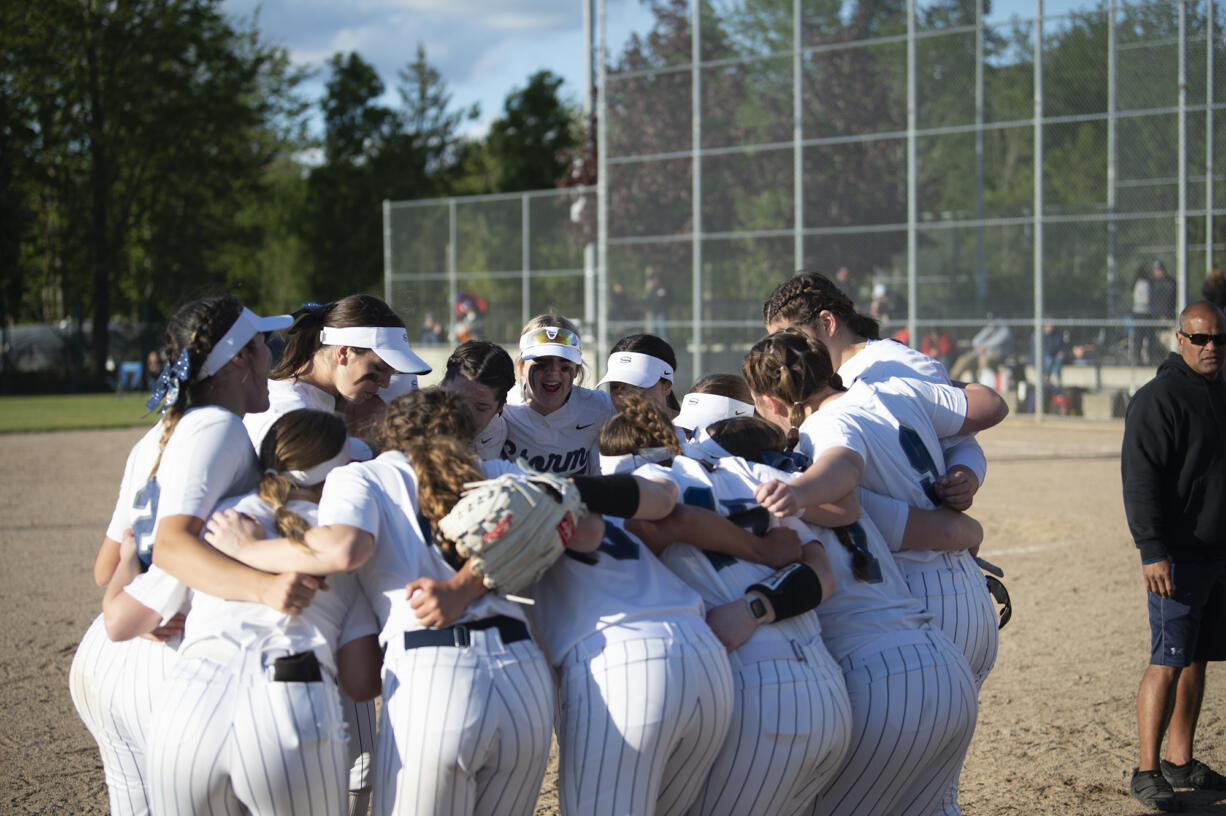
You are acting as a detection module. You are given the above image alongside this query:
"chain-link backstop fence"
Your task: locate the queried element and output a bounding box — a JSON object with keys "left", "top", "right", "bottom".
{"left": 388, "top": 0, "right": 1226, "bottom": 417}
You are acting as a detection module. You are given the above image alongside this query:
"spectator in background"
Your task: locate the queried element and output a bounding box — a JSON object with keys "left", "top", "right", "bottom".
{"left": 1133, "top": 264, "right": 1156, "bottom": 366}
{"left": 420, "top": 312, "right": 441, "bottom": 344}
{"left": 1151, "top": 261, "right": 1176, "bottom": 320}
{"left": 1042, "top": 323, "right": 1067, "bottom": 386}
{"left": 950, "top": 315, "right": 1013, "bottom": 384}
{"left": 868, "top": 282, "right": 906, "bottom": 328}
{"left": 1203, "top": 265, "right": 1226, "bottom": 311}
{"left": 920, "top": 327, "right": 955, "bottom": 371}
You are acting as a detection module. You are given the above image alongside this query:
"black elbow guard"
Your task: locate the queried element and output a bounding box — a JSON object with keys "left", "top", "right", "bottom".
{"left": 746, "top": 562, "right": 824, "bottom": 621}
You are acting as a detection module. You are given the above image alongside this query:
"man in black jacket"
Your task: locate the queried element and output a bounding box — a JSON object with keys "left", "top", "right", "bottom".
{"left": 1123, "top": 300, "right": 1226, "bottom": 812}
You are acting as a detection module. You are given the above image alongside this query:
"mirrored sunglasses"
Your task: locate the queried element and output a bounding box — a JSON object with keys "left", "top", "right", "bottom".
{"left": 523, "top": 327, "right": 581, "bottom": 347}
{"left": 1178, "top": 331, "right": 1226, "bottom": 347}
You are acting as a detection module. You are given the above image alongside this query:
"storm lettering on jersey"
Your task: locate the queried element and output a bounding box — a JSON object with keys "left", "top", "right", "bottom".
{"left": 502, "top": 441, "right": 589, "bottom": 475}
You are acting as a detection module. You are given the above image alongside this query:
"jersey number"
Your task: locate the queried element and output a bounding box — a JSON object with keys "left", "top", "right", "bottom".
{"left": 130, "top": 478, "right": 161, "bottom": 569}
{"left": 898, "top": 425, "right": 942, "bottom": 507}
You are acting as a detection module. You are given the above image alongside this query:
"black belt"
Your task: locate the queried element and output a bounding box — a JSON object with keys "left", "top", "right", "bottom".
{"left": 404, "top": 616, "right": 530, "bottom": 649}
{"left": 271, "top": 651, "right": 323, "bottom": 683}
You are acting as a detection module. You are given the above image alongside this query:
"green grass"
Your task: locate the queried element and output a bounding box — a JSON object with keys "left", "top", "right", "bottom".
{"left": 0, "top": 392, "right": 159, "bottom": 433}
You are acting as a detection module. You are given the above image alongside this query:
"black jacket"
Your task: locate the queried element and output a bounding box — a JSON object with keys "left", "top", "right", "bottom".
{"left": 1122, "top": 353, "right": 1226, "bottom": 562}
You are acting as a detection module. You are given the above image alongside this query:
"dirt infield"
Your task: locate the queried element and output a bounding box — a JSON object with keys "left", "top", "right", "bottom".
{"left": 2, "top": 420, "right": 1223, "bottom": 815}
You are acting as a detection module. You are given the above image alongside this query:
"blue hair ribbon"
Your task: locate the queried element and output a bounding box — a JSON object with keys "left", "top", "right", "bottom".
{"left": 145, "top": 348, "right": 192, "bottom": 414}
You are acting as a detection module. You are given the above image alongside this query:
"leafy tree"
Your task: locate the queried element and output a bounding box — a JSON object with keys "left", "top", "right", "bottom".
{"left": 486, "top": 70, "right": 578, "bottom": 192}
{"left": 2, "top": 0, "right": 301, "bottom": 384}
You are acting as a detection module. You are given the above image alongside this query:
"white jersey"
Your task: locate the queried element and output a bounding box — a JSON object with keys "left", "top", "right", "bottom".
{"left": 646, "top": 456, "right": 826, "bottom": 643}
{"left": 108, "top": 405, "right": 258, "bottom": 566}
{"left": 318, "top": 452, "right": 529, "bottom": 648}
{"left": 531, "top": 516, "right": 705, "bottom": 665}
{"left": 840, "top": 337, "right": 988, "bottom": 484}
{"left": 474, "top": 411, "right": 507, "bottom": 461}
{"left": 179, "top": 496, "right": 377, "bottom": 676}
{"left": 243, "top": 378, "right": 336, "bottom": 451}
{"left": 501, "top": 384, "right": 615, "bottom": 476}
{"left": 796, "top": 377, "right": 965, "bottom": 513}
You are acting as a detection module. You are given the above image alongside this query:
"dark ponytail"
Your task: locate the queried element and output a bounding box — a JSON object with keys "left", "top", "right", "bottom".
{"left": 763, "top": 270, "right": 880, "bottom": 341}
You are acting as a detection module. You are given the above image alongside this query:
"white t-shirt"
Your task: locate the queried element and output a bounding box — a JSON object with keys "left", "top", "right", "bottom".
{"left": 796, "top": 378, "right": 966, "bottom": 512}
{"left": 317, "top": 453, "right": 528, "bottom": 650}
{"left": 531, "top": 516, "right": 705, "bottom": 666}
{"left": 108, "top": 406, "right": 259, "bottom": 564}
{"left": 839, "top": 337, "right": 987, "bottom": 484}
{"left": 243, "top": 378, "right": 336, "bottom": 452}
{"left": 501, "top": 385, "right": 616, "bottom": 476}
{"left": 177, "top": 496, "right": 377, "bottom": 675}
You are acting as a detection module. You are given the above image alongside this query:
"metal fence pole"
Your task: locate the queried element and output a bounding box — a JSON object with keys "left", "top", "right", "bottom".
{"left": 597, "top": 0, "right": 609, "bottom": 368}
{"left": 906, "top": 0, "right": 917, "bottom": 347}
{"left": 1107, "top": 0, "right": 1117, "bottom": 319}
{"left": 1208, "top": 0, "right": 1215, "bottom": 280}
{"left": 522, "top": 194, "right": 531, "bottom": 326}
{"left": 1033, "top": 0, "right": 1045, "bottom": 419}
{"left": 382, "top": 200, "right": 393, "bottom": 304}
{"left": 448, "top": 199, "right": 457, "bottom": 338}
{"left": 691, "top": 0, "right": 704, "bottom": 377}
{"left": 975, "top": 0, "right": 986, "bottom": 312}
{"left": 1178, "top": 0, "right": 1188, "bottom": 314}
{"left": 794, "top": 0, "right": 803, "bottom": 272}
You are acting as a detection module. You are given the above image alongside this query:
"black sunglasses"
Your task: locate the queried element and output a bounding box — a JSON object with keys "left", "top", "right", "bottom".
{"left": 986, "top": 575, "right": 1012, "bottom": 630}
{"left": 1178, "top": 331, "right": 1226, "bottom": 347}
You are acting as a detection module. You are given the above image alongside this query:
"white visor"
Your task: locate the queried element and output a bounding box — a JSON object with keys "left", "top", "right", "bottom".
{"left": 598, "top": 446, "right": 673, "bottom": 475}
{"left": 672, "top": 392, "right": 755, "bottom": 432}
{"left": 381, "top": 373, "right": 419, "bottom": 400}
{"left": 284, "top": 437, "right": 371, "bottom": 487}
{"left": 319, "top": 326, "right": 432, "bottom": 374}
{"left": 197, "top": 307, "right": 293, "bottom": 381}
{"left": 598, "top": 351, "right": 674, "bottom": 388}
{"left": 518, "top": 326, "right": 583, "bottom": 365}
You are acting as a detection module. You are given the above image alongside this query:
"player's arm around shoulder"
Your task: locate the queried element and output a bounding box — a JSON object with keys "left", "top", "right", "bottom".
{"left": 958, "top": 382, "right": 1009, "bottom": 433}
{"left": 102, "top": 529, "right": 168, "bottom": 641}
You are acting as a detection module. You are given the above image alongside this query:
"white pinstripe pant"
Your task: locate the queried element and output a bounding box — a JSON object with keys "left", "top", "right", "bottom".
{"left": 146, "top": 653, "right": 348, "bottom": 816}
{"left": 69, "top": 614, "right": 177, "bottom": 816}
{"left": 901, "top": 552, "right": 999, "bottom": 815}
{"left": 690, "top": 639, "right": 853, "bottom": 816}
{"left": 558, "top": 619, "right": 734, "bottom": 816}
{"left": 811, "top": 628, "right": 978, "bottom": 816}
{"left": 373, "top": 633, "right": 554, "bottom": 816}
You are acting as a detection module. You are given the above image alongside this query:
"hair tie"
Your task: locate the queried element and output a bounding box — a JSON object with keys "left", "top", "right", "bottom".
{"left": 291, "top": 301, "right": 335, "bottom": 325}
{"left": 145, "top": 348, "right": 192, "bottom": 414}
{"left": 263, "top": 467, "right": 279, "bottom": 477}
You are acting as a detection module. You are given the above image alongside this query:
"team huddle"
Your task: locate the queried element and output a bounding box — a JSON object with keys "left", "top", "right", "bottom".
{"left": 70, "top": 270, "right": 1011, "bottom": 816}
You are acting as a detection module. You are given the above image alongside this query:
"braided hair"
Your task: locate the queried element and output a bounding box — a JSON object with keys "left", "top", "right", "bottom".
{"left": 377, "top": 387, "right": 483, "bottom": 566}
{"left": 741, "top": 330, "right": 844, "bottom": 448}
{"left": 762, "top": 270, "right": 880, "bottom": 340}
{"left": 256, "top": 409, "right": 348, "bottom": 552}
{"left": 598, "top": 392, "right": 683, "bottom": 458}
{"left": 148, "top": 295, "right": 245, "bottom": 480}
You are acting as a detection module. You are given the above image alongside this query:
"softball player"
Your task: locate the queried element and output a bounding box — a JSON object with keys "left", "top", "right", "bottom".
{"left": 69, "top": 295, "right": 295, "bottom": 816}
{"left": 598, "top": 399, "right": 853, "bottom": 816}
{"left": 440, "top": 340, "right": 517, "bottom": 461}
{"left": 599, "top": 333, "right": 682, "bottom": 416}
{"left": 244, "top": 295, "right": 431, "bottom": 448}
{"left": 138, "top": 409, "right": 379, "bottom": 816}
{"left": 673, "top": 373, "right": 756, "bottom": 440}
{"left": 532, "top": 511, "right": 734, "bottom": 816}
{"left": 210, "top": 388, "right": 556, "bottom": 816}
{"left": 501, "top": 314, "right": 615, "bottom": 475}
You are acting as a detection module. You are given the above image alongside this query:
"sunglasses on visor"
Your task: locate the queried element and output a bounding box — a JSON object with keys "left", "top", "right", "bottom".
{"left": 522, "top": 327, "right": 581, "bottom": 347}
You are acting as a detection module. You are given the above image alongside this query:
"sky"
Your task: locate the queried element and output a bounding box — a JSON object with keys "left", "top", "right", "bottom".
{"left": 221, "top": 0, "right": 655, "bottom": 141}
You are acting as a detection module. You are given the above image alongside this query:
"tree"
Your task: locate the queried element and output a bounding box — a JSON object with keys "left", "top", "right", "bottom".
{"left": 1, "top": 0, "right": 302, "bottom": 385}
{"left": 486, "top": 70, "right": 578, "bottom": 192}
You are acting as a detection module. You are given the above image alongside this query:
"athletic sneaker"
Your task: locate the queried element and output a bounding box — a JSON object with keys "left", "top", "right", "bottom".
{"left": 1161, "top": 759, "right": 1226, "bottom": 790}
{"left": 1131, "top": 768, "right": 1182, "bottom": 812}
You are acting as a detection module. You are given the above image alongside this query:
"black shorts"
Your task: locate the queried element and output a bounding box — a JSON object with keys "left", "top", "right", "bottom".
{"left": 1148, "top": 558, "right": 1226, "bottom": 666}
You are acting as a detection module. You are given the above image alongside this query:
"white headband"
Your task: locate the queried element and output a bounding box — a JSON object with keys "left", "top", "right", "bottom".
{"left": 282, "top": 437, "right": 370, "bottom": 486}
{"left": 319, "top": 325, "right": 431, "bottom": 374}
{"left": 598, "top": 351, "right": 674, "bottom": 388}
{"left": 598, "top": 446, "right": 674, "bottom": 475}
{"left": 673, "top": 392, "right": 755, "bottom": 432}
{"left": 197, "top": 307, "right": 293, "bottom": 381}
